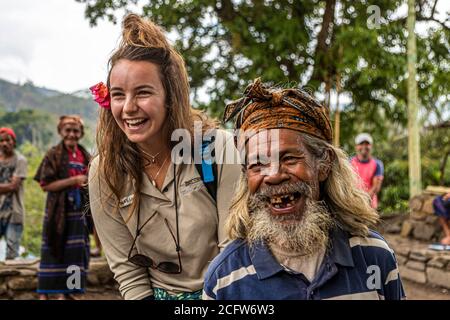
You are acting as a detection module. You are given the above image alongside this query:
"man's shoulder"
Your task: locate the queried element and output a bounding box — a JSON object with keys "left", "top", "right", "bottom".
{"left": 349, "top": 230, "right": 392, "bottom": 252}
{"left": 205, "top": 239, "right": 250, "bottom": 280}
{"left": 372, "top": 157, "right": 383, "bottom": 165}
{"left": 14, "top": 152, "right": 27, "bottom": 164}
{"left": 348, "top": 230, "right": 398, "bottom": 268}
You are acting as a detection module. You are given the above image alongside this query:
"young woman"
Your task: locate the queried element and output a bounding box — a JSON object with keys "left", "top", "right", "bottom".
{"left": 34, "top": 115, "right": 91, "bottom": 300}
{"left": 88, "top": 14, "right": 241, "bottom": 300}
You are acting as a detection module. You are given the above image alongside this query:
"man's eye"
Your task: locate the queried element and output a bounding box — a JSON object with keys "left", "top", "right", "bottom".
{"left": 283, "top": 156, "right": 301, "bottom": 164}
{"left": 137, "top": 91, "right": 152, "bottom": 96}
{"left": 248, "top": 162, "right": 268, "bottom": 171}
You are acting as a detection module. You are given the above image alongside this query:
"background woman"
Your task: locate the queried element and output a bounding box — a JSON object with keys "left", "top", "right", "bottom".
{"left": 34, "top": 115, "right": 91, "bottom": 300}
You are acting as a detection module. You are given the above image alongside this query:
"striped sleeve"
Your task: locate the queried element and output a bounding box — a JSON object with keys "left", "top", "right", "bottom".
{"left": 383, "top": 252, "right": 406, "bottom": 300}
{"left": 203, "top": 263, "right": 218, "bottom": 300}
{"left": 351, "top": 231, "right": 406, "bottom": 300}
{"left": 374, "top": 159, "right": 384, "bottom": 177}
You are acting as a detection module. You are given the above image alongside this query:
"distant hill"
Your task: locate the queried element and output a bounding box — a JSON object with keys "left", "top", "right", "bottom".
{"left": 0, "top": 78, "right": 98, "bottom": 121}
{"left": 0, "top": 78, "right": 98, "bottom": 150}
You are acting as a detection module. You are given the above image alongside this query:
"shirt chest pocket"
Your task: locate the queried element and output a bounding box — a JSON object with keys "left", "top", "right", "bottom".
{"left": 117, "top": 194, "right": 138, "bottom": 230}
{"left": 179, "top": 177, "right": 207, "bottom": 197}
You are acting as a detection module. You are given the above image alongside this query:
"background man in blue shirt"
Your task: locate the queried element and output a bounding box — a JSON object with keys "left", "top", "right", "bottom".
{"left": 203, "top": 79, "right": 405, "bottom": 300}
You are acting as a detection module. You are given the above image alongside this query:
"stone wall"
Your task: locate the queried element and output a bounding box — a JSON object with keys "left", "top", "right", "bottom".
{"left": 399, "top": 186, "right": 450, "bottom": 242}
{"left": 0, "top": 258, "right": 117, "bottom": 300}
{"left": 380, "top": 184, "right": 450, "bottom": 292}
{"left": 384, "top": 234, "right": 450, "bottom": 290}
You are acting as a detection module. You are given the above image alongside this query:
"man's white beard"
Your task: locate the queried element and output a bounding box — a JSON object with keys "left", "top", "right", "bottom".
{"left": 247, "top": 192, "right": 334, "bottom": 255}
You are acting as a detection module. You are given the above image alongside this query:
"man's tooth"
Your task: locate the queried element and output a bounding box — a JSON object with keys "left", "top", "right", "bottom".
{"left": 289, "top": 195, "right": 294, "bottom": 201}
{"left": 272, "top": 197, "right": 282, "bottom": 204}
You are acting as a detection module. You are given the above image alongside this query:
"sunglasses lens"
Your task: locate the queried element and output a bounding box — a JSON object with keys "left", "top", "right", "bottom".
{"left": 158, "top": 262, "right": 180, "bottom": 273}
{"left": 129, "top": 254, "right": 154, "bottom": 267}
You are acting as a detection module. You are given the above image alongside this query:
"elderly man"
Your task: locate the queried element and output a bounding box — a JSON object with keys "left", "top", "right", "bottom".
{"left": 203, "top": 78, "right": 405, "bottom": 300}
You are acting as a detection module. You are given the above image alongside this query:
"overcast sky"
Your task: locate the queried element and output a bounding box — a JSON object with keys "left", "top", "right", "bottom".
{"left": 0, "top": 0, "right": 123, "bottom": 93}
{"left": 1, "top": 0, "right": 448, "bottom": 95}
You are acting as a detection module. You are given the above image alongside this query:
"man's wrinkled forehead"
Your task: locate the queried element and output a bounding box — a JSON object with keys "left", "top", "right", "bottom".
{"left": 246, "top": 129, "right": 305, "bottom": 164}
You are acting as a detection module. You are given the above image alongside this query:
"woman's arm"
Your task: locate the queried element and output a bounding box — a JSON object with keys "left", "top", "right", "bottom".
{"left": 443, "top": 192, "right": 450, "bottom": 201}
{"left": 88, "top": 157, "right": 153, "bottom": 300}
{"left": 0, "top": 176, "right": 22, "bottom": 194}
{"left": 41, "top": 175, "right": 86, "bottom": 192}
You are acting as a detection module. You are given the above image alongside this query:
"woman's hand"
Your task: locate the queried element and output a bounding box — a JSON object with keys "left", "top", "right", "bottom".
{"left": 72, "top": 175, "right": 88, "bottom": 187}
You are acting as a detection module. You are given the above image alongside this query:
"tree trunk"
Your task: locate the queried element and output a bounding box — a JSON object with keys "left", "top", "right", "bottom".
{"left": 309, "top": 0, "right": 337, "bottom": 85}
{"left": 440, "top": 151, "right": 449, "bottom": 185}
{"left": 407, "top": 0, "right": 422, "bottom": 197}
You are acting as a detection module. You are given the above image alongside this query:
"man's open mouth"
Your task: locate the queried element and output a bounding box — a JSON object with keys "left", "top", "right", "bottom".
{"left": 269, "top": 192, "right": 302, "bottom": 209}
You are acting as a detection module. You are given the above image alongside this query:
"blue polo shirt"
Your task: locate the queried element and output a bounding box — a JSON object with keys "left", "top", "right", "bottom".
{"left": 203, "top": 228, "right": 405, "bottom": 300}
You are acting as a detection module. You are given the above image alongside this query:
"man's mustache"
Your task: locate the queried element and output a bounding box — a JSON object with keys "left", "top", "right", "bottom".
{"left": 251, "top": 181, "right": 313, "bottom": 202}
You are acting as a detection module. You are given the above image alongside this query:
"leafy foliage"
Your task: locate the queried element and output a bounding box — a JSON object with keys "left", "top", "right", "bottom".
{"left": 0, "top": 109, "right": 57, "bottom": 149}
{"left": 0, "top": 78, "right": 97, "bottom": 151}
{"left": 75, "top": 0, "right": 449, "bottom": 213}
{"left": 18, "top": 142, "right": 45, "bottom": 256}
{"left": 76, "top": 0, "right": 448, "bottom": 124}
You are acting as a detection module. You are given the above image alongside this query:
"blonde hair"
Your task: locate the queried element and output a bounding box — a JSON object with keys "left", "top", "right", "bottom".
{"left": 226, "top": 133, "right": 379, "bottom": 239}
{"left": 96, "top": 14, "right": 216, "bottom": 217}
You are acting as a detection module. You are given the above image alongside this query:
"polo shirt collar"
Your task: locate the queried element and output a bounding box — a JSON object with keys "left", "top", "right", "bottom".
{"left": 328, "top": 226, "right": 355, "bottom": 267}
{"left": 249, "top": 226, "right": 354, "bottom": 280}
{"left": 249, "top": 240, "right": 285, "bottom": 280}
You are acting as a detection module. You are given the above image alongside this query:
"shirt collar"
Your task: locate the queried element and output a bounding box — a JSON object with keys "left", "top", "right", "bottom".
{"left": 249, "top": 241, "right": 285, "bottom": 280}
{"left": 140, "top": 161, "right": 185, "bottom": 201}
{"left": 249, "top": 226, "right": 354, "bottom": 280}
{"left": 355, "top": 156, "right": 372, "bottom": 163}
{"left": 328, "top": 227, "right": 355, "bottom": 267}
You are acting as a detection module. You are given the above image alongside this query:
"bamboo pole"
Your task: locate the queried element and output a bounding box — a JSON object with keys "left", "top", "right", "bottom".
{"left": 333, "top": 72, "right": 341, "bottom": 147}
{"left": 407, "top": 0, "right": 422, "bottom": 197}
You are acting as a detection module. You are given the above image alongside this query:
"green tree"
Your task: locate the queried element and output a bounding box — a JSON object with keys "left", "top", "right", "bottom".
{"left": 76, "top": 0, "right": 449, "bottom": 210}
{"left": 18, "top": 142, "right": 46, "bottom": 256}
{"left": 76, "top": 0, "right": 448, "bottom": 124}
{"left": 0, "top": 109, "right": 57, "bottom": 149}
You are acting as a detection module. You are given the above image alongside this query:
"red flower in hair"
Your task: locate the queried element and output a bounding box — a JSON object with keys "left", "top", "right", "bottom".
{"left": 90, "top": 82, "right": 111, "bottom": 109}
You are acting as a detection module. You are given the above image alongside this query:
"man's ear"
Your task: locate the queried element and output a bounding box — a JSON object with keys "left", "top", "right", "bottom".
{"left": 318, "top": 149, "right": 335, "bottom": 182}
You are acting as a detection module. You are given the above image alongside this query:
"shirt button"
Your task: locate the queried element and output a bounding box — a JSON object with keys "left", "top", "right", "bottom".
{"left": 163, "top": 187, "right": 168, "bottom": 193}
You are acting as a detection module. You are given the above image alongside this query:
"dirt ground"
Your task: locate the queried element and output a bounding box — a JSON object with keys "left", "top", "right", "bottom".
{"left": 80, "top": 280, "right": 450, "bottom": 300}
{"left": 80, "top": 288, "right": 122, "bottom": 300}
{"left": 402, "top": 279, "right": 449, "bottom": 300}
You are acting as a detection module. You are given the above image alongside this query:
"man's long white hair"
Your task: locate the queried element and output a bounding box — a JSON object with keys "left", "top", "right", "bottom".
{"left": 226, "top": 133, "right": 379, "bottom": 240}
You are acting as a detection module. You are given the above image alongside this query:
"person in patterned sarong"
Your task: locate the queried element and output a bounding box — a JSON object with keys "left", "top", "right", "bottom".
{"left": 34, "top": 115, "right": 91, "bottom": 300}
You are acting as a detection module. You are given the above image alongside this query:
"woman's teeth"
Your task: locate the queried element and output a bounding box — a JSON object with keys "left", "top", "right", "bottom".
{"left": 125, "top": 119, "right": 147, "bottom": 128}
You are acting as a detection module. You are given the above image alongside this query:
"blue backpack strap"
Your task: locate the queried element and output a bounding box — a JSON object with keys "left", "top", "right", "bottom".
{"left": 194, "top": 133, "right": 217, "bottom": 202}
